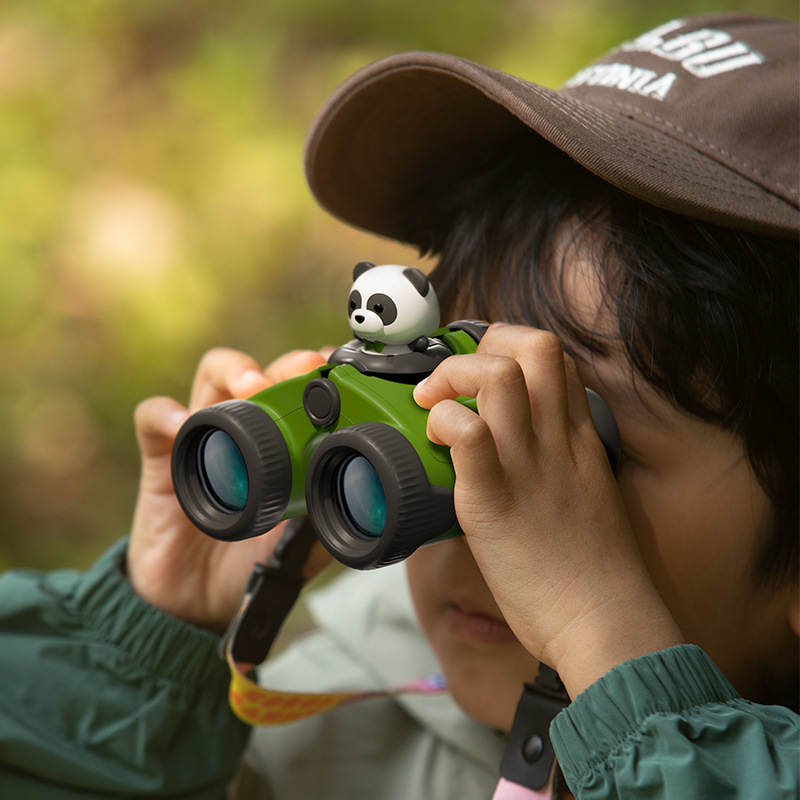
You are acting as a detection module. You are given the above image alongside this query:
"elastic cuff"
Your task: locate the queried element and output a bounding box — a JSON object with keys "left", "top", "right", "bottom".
{"left": 60, "top": 537, "right": 228, "bottom": 686}
{"left": 551, "top": 645, "right": 739, "bottom": 785}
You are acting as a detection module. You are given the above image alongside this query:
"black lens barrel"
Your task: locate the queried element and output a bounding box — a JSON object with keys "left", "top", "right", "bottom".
{"left": 171, "top": 400, "right": 292, "bottom": 541}
{"left": 306, "top": 422, "right": 456, "bottom": 569}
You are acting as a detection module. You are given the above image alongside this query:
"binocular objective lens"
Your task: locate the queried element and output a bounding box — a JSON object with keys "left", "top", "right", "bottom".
{"left": 198, "top": 430, "right": 249, "bottom": 513}
{"left": 336, "top": 455, "right": 386, "bottom": 539}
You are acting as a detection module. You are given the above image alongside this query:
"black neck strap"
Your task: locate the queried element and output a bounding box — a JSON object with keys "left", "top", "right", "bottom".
{"left": 219, "top": 516, "right": 317, "bottom": 664}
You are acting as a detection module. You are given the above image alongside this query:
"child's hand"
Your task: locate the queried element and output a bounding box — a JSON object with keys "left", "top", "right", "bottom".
{"left": 127, "top": 347, "right": 334, "bottom": 632}
{"left": 413, "top": 324, "right": 684, "bottom": 698}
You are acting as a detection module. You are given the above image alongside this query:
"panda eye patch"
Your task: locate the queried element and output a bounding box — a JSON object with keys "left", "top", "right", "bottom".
{"left": 366, "top": 294, "right": 397, "bottom": 325}
{"left": 348, "top": 290, "right": 362, "bottom": 314}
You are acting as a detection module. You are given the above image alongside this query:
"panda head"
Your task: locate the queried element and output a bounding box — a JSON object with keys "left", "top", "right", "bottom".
{"left": 347, "top": 261, "right": 440, "bottom": 345}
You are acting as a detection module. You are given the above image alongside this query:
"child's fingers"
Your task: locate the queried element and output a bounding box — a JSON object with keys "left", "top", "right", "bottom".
{"left": 474, "top": 325, "right": 600, "bottom": 444}
{"left": 416, "top": 353, "right": 535, "bottom": 461}
{"left": 189, "top": 347, "right": 331, "bottom": 413}
{"left": 475, "top": 324, "right": 573, "bottom": 433}
{"left": 426, "top": 399, "right": 505, "bottom": 496}
{"left": 262, "top": 349, "right": 329, "bottom": 385}
{"left": 189, "top": 348, "right": 269, "bottom": 411}
{"left": 415, "top": 324, "right": 575, "bottom": 458}
{"left": 561, "top": 352, "right": 596, "bottom": 431}
{"left": 134, "top": 396, "right": 189, "bottom": 459}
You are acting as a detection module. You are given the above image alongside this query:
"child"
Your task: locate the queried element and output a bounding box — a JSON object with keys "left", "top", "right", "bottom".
{"left": 0, "top": 12, "right": 797, "bottom": 799}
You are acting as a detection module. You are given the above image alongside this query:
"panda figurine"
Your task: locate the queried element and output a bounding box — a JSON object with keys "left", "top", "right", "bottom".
{"left": 328, "top": 261, "right": 453, "bottom": 382}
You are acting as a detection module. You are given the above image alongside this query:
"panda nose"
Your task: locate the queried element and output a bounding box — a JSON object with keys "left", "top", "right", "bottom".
{"left": 354, "top": 314, "right": 365, "bottom": 324}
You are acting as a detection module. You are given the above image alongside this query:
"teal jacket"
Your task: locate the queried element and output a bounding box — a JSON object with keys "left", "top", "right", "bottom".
{"left": 0, "top": 539, "right": 797, "bottom": 799}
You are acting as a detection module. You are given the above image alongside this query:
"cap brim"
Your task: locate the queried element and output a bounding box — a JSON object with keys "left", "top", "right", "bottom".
{"left": 305, "top": 52, "right": 799, "bottom": 243}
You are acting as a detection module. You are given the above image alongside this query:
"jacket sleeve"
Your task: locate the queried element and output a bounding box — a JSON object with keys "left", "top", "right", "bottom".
{"left": 0, "top": 538, "right": 251, "bottom": 799}
{"left": 551, "top": 644, "right": 799, "bottom": 800}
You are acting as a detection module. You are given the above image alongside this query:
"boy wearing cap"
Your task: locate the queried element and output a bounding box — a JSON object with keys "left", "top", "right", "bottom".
{"left": 0, "top": 13, "right": 797, "bottom": 800}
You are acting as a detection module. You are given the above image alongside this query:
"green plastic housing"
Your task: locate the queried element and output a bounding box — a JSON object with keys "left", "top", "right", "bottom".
{"left": 247, "top": 327, "right": 478, "bottom": 532}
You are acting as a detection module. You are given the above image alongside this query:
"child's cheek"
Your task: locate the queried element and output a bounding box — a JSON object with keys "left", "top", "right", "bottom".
{"left": 404, "top": 542, "right": 540, "bottom": 732}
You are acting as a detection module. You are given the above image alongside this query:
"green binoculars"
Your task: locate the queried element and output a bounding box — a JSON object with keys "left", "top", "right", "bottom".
{"left": 171, "top": 320, "right": 619, "bottom": 569}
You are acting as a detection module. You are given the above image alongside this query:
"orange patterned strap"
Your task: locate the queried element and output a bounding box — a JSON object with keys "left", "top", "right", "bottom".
{"left": 225, "top": 644, "right": 447, "bottom": 726}
{"left": 220, "top": 520, "right": 448, "bottom": 727}
{"left": 224, "top": 644, "right": 556, "bottom": 799}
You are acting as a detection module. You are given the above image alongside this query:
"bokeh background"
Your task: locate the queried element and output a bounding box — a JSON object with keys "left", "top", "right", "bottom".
{"left": 2, "top": 0, "right": 797, "bottom": 571}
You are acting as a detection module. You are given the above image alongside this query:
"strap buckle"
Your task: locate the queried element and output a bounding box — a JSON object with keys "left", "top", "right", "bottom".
{"left": 218, "top": 516, "right": 318, "bottom": 664}
{"left": 500, "top": 664, "right": 570, "bottom": 792}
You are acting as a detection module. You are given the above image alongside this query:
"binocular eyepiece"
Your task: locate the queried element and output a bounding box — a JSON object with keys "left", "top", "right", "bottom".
{"left": 171, "top": 321, "right": 620, "bottom": 570}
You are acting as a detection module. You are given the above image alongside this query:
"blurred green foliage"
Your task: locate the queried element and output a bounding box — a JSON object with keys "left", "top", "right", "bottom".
{"left": 1, "top": 0, "right": 797, "bottom": 571}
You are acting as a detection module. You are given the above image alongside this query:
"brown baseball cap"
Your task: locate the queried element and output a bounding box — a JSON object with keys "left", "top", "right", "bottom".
{"left": 305, "top": 14, "right": 799, "bottom": 243}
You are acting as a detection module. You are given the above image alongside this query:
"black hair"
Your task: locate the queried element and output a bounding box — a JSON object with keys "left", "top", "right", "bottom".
{"left": 405, "top": 139, "right": 799, "bottom": 591}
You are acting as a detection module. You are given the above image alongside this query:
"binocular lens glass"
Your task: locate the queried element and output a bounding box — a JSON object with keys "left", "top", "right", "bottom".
{"left": 335, "top": 455, "right": 386, "bottom": 538}
{"left": 198, "top": 430, "right": 249, "bottom": 513}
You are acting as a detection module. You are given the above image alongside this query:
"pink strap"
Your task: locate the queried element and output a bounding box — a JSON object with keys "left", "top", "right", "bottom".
{"left": 491, "top": 777, "right": 552, "bottom": 800}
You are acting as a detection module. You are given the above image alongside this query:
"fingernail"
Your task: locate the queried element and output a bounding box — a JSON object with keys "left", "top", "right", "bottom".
{"left": 238, "top": 369, "right": 267, "bottom": 393}
{"left": 413, "top": 377, "right": 429, "bottom": 405}
{"left": 168, "top": 409, "right": 189, "bottom": 433}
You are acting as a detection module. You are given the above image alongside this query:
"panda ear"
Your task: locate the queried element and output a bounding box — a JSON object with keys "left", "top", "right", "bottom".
{"left": 402, "top": 267, "right": 430, "bottom": 297}
{"left": 353, "top": 261, "right": 375, "bottom": 280}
